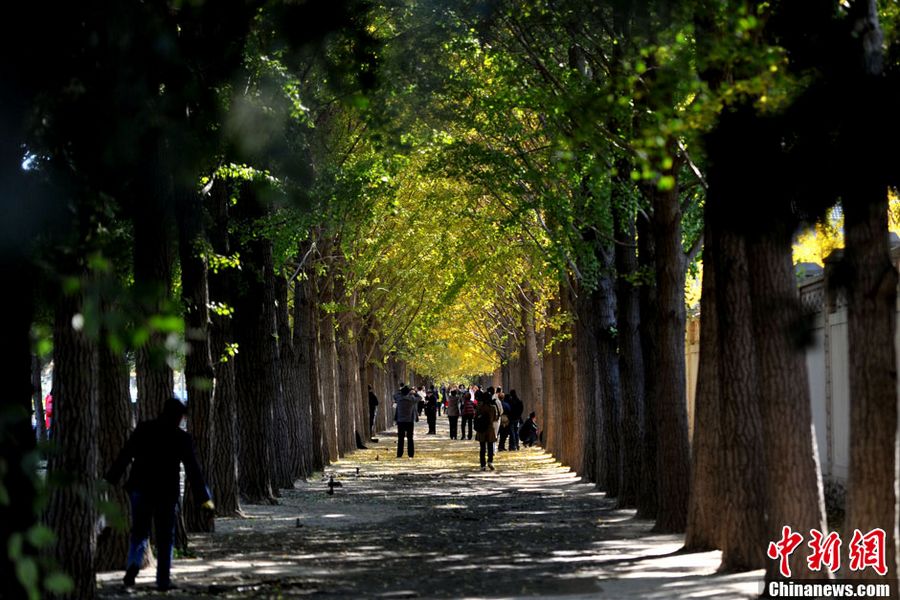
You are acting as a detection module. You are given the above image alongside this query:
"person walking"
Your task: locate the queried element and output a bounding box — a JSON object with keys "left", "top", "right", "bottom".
{"left": 507, "top": 389, "right": 524, "bottom": 451}
{"left": 497, "top": 393, "right": 511, "bottom": 451}
{"left": 394, "top": 386, "right": 418, "bottom": 458}
{"left": 424, "top": 388, "right": 438, "bottom": 435}
{"left": 460, "top": 390, "right": 476, "bottom": 440}
{"left": 104, "top": 397, "right": 214, "bottom": 591}
{"left": 475, "top": 392, "right": 500, "bottom": 471}
{"left": 446, "top": 389, "right": 461, "bottom": 439}
{"left": 368, "top": 384, "right": 379, "bottom": 438}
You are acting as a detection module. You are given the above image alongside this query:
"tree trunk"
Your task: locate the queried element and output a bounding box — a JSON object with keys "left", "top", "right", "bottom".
{"left": 1, "top": 259, "right": 41, "bottom": 600}
{"left": 614, "top": 204, "right": 644, "bottom": 509}
{"left": 521, "top": 298, "right": 544, "bottom": 425}
{"left": 95, "top": 341, "right": 133, "bottom": 572}
{"left": 303, "top": 273, "right": 328, "bottom": 470}
{"left": 270, "top": 275, "right": 293, "bottom": 491}
{"left": 593, "top": 248, "right": 621, "bottom": 497}
{"left": 842, "top": 2, "right": 898, "bottom": 594}
{"left": 558, "top": 283, "right": 583, "bottom": 473}
{"left": 636, "top": 213, "right": 658, "bottom": 520}
{"left": 574, "top": 280, "right": 599, "bottom": 483}
{"left": 277, "top": 275, "right": 303, "bottom": 481}
{"left": 843, "top": 190, "right": 899, "bottom": 593}
{"left": 293, "top": 272, "right": 317, "bottom": 476}
{"left": 684, "top": 217, "right": 723, "bottom": 552}
{"left": 649, "top": 183, "right": 691, "bottom": 533}
{"left": 713, "top": 226, "right": 768, "bottom": 571}
{"left": 132, "top": 138, "right": 175, "bottom": 422}
{"left": 47, "top": 291, "right": 98, "bottom": 599}
{"left": 747, "top": 229, "right": 827, "bottom": 582}
{"left": 206, "top": 180, "right": 241, "bottom": 517}
{"left": 176, "top": 184, "right": 216, "bottom": 532}
{"left": 231, "top": 185, "right": 277, "bottom": 505}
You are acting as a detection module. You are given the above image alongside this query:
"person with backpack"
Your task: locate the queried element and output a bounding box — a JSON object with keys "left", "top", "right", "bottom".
{"left": 460, "top": 391, "right": 477, "bottom": 440}
{"left": 474, "top": 390, "right": 500, "bottom": 471}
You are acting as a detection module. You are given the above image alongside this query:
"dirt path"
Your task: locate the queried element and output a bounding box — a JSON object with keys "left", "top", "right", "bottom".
{"left": 97, "top": 417, "right": 762, "bottom": 598}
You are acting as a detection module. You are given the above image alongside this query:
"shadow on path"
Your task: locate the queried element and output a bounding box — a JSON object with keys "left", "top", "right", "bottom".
{"left": 97, "top": 417, "right": 762, "bottom": 598}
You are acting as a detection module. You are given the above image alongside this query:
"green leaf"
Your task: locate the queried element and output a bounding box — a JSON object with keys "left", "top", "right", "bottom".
{"left": 148, "top": 315, "right": 184, "bottom": 333}
{"left": 657, "top": 175, "right": 676, "bottom": 191}
{"left": 15, "top": 557, "right": 38, "bottom": 591}
{"left": 8, "top": 532, "right": 23, "bottom": 560}
{"left": 25, "top": 525, "right": 55, "bottom": 549}
{"left": 44, "top": 573, "right": 75, "bottom": 595}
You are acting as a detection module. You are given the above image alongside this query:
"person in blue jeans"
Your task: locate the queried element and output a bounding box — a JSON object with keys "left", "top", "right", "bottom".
{"left": 105, "top": 396, "right": 213, "bottom": 591}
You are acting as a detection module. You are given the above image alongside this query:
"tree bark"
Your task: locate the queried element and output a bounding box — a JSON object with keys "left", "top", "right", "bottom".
{"left": 614, "top": 203, "right": 644, "bottom": 508}
{"left": 270, "top": 275, "right": 293, "bottom": 491}
{"left": 132, "top": 138, "right": 175, "bottom": 421}
{"left": 713, "top": 226, "right": 768, "bottom": 571}
{"left": 293, "top": 271, "right": 317, "bottom": 475}
{"left": 684, "top": 217, "right": 723, "bottom": 552}
{"left": 592, "top": 248, "right": 621, "bottom": 497}
{"left": 521, "top": 297, "right": 544, "bottom": 425}
{"left": 177, "top": 184, "right": 216, "bottom": 532}
{"left": 277, "top": 275, "right": 303, "bottom": 481}
{"left": 206, "top": 179, "right": 241, "bottom": 517}
{"left": 747, "top": 229, "right": 827, "bottom": 581}
{"left": 648, "top": 183, "right": 691, "bottom": 533}
{"left": 574, "top": 280, "right": 599, "bottom": 483}
{"left": 231, "top": 185, "right": 277, "bottom": 504}
{"left": 47, "top": 290, "right": 98, "bottom": 599}
{"left": 636, "top": 213, "right": 658, "bottom": 520}
{"left": 302, "top": 273, "right": 328, "bottom": 470}
{"left": 95, "top": 341, "right": 133, "bottom": 572}
{"left": 1, "top": 259, "right": 41, "bottom": 600}
{"left": 842, "top": 2, "right": 898, "bottom": 594}
{"left": 843, "top": 190, "right": 899, "bottom": 593}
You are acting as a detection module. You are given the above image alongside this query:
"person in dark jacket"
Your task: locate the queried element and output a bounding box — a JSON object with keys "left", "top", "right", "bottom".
{"left": 460, "top": 392, "right": 477, "bottom": 440}
{"left": 368, "top": 385, "right": 379, "bottom": 437}
{"left": 394, "top": 386, "right": 419, "bottom": 458}
{"left": 520, "top": 411, "right": 539, "bottom": 447}
{"left": 424, "top": 388, "right": 438, "bottom": 434}
{"left": 446, "top": 389, "right": 461, "bottom": 439}
{"left": 506, "top": 390, "right": 524, "bottom": 451}
{"left": 104, "top": 396, "right": 213, "bottom": 591}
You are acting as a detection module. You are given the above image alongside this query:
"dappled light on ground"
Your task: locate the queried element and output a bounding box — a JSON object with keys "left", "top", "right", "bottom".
{"left": 97, "top": 418, "right": 762, "bottom": 598}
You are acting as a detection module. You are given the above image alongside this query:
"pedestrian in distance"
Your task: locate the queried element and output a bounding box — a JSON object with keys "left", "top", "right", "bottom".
{"left": 416, "top": 385, "right": 426, "bottom": 416}
{"left": 104, "top": 396, "right": 214, "bottom": 591}
{"left": 497, "top": 393, "right": 511, "bottom": 451}
{"left": 520, "top": 412, "right": 539, "bottom": 447}
{"left": 506, "top": 389, "right": 524, "bottom": 451}
{"left": 425, "top": 388, "right": 438, "bottom": 435}
{"left": 446, "top": 389, "right": 461, "bottom": 439}
{"left": 394, "top": 386, "right": 419, "bottom": 458}
{"left": 474, "top": 392, "right": 500, "bottom": 470}
{"left": 368, "top": 384, "right": 379, "bottom": 438}
{"left": 460, "top": 390, "right": 477, "bottom": 440}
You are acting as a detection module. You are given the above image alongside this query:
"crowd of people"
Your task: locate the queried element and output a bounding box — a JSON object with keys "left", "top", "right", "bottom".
{"left": 386, "top": 382, "right": 540, "bottom": 470}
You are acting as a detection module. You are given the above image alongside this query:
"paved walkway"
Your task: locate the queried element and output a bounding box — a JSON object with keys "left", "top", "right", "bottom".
{"left": 97, "top": 417, "right": 762, "bottom": 598}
